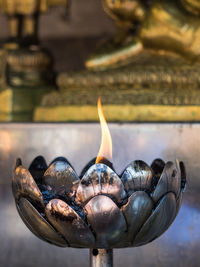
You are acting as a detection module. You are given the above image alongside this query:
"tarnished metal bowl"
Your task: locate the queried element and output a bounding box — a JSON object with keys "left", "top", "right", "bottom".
{"left": 12, "top": 156, "right": 186, "bottom": 249}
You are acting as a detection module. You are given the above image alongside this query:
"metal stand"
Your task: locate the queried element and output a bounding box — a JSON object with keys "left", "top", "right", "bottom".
{"left": 90, "top": 249, "right": 113, "bottom": 267}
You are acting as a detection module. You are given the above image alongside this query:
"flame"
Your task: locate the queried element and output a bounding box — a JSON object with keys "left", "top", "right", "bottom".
{"left": 96, "top": 97, "right": 112, "bottom": 164}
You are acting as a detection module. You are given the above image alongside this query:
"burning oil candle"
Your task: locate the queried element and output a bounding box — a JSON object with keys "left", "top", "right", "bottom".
{"left": 12, "top": 98, "right": 186, "bottom": 266}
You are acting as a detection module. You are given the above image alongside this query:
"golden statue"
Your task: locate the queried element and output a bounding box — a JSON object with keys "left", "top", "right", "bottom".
{"left": 86, "top": 0, "right": 200, "bottom": 70}
{"left": 0, "top": 0, "right": 69, "bottom": 122}
{"left": 0, "top": 0, "right": 69, "bottom": 47}
{"left": 35, "top": 0, "right": 200, "bottom": 122}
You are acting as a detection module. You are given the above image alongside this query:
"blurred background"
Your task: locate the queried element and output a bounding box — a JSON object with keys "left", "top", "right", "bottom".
{"left": 0, "top": 0, "right": 200, "bottom": 266}
{"left": 0, "top": 0, "right": 116, "bottom": 72}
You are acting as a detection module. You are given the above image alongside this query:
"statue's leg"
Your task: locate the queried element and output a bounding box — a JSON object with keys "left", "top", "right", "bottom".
{"left": 24, "top": 14, "right": 35, "bottom": 36}
{"left": 8, "top": 15, "right": 19, "bottom": 39}
{"left": 140, "top": 0, "right": 200, "bottom": 61}
{"left": 24, "top": 13, "right": 39, "bottom": 45}
{"left": 85, "top": 21, "right": 144, "bottom": 70}
{"left": 85, "top": 0, "right": 146, "bottom": 70}
{"left": 85, "top": 30, "right": 143, "bottom": 70}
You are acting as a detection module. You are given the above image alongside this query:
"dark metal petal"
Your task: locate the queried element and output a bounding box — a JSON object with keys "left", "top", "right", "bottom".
{"left": 12, "top": 166, "right": 44, "bottom": 208}
{"left": 16, "top": 202, "right": 43, "bottom": 240}
{"left": 175, "top": 192, "right": 183, "bottom": 216}
{"left": 14, "top": 158, "right": 22, "bottom": 169}
{"left": 180, "top": 161, "right": 187, "bottom": 191}
{"left": 84, "top": 195, "right": 127, "bottom": 248}
{"left": 151, "top": 158, "right": 165, "bottom": 186}
{"left": 18, "top": 198, "right": 67, "bottom": 247}
{"left": 29, "top": 156, "right": 47, "bottom": 183}
{"left": 45, "top": 199, "right": 95, "bottom": 248}
{"left": 42, "top": 160, "right": 79, "bottom": 197}
{"left": 133, "top": 192, "right": 177, "bottom": 246}
{"left": 80, "top": 157, "right": 113, "bottom": 179}
{"left": 152, "top": 161, "right": 181, "bottom": 203}
{"left": 151, "top": 158, "right": 165, "bottom": 175}
{"left": 76, "top": 164, "right": 126, "bottom": 206}
{"left": 122, "top": 191, "right": 153, "bottom": 243}
{"left": 50, "top": 157, "right": 69, "bottom": 165}
{"left": 121, "top": 160, "right": 153, "bottom": 195}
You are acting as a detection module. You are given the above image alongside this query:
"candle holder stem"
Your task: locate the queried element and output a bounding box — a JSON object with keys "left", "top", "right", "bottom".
{"left": 90, "top": 249, "right": 113, "bottom": 267}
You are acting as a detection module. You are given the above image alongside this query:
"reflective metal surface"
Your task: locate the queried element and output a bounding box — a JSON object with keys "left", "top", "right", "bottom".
{"left": 0, "top": 123, "right": 200, "bottom": 266}
{"left": 90, "top": 249, "right": 113, "bottom": 267}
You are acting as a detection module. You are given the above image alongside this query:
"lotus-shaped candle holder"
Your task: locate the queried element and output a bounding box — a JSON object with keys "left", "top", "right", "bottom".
{"left": 12, "top": 156, "right": 186, "bottom": 266}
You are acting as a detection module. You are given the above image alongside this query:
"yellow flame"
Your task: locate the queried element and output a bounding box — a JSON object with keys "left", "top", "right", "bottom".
{"left": 96, "top": 97, "right": 112, "bottom": 164}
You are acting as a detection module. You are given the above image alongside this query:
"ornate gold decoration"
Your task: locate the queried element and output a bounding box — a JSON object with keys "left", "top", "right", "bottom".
{"left": 34, "top": 105, "right": 200, "bottom": 122}
{"left": 0, "top": 85, "right": 54, "bottom": 122}
{"left": 0, "top": 0, "right": 69, "bottom": 121}
{"left": 6, "top": 47, "right": 53, "bottom": 87}
{"left": 86, "top": 0, "right": 200, "bottom": 70}
{"left": 0, "top": 46, "right": 55, "bottom": 121}
{"left": 34, "top": 50, "right": 200, "bottom": 122}
{"left": 32, "top": 1, "right": 200, "bottom": 122}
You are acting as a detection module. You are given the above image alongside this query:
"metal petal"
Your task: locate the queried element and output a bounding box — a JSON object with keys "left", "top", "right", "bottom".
{"left": 49, "top": 157, "right": 69, "bottom": 165}
{"left": 122, "top": 191, "right": 153, "bottom": 244}
{"left": 80, "top": 158, "right": 114, "bottom": 179}
{"left": 121, "top": 160, "right": 153, "bottom": 195}
{"left": 84, "top": 195, "right": 127, "bottom": 248}
{"left": 175, "top": 159, "right": 183, "bottom": 199}
{"left": 133, "top": 192, "right": 177, "bottom": 246}
{"left": 152, "top": 161, "right": 181, "bottom": 203}
{"left": 18, "top": 198, "right": 67, "bottom": 247}
{"left": 76, "top": 164, "right": 126, "bottom": 206}
{"left": 29, "top": 156, "right": 47, "bottom": 183}
{"left": 42, "top": 160, "right": 79, "bottom": 197}
{"left": 151, "top": 158, "right": 165, "bottom": 186}
{"left": 151, "top": 158, "right": 165, "bottom": 175}
{"left": 16, "top": 202, "right": 43, "bottom": 240}
{"left": 12, "top": 166, "right": 44, "bottom": 208}
{"left": 175, "top": 192, "right": 183, "bottom": 216}
{"left": 14, "top": 158, "right": 22, "bottom": 169}
{"left": 45, "top": 199, "right": 95, "bottom": 248}
{"left": 180, "top": 161, "right": 187, "bottom": 191}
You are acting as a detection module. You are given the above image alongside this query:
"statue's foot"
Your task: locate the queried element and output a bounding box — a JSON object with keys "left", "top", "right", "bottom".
{"left": 85, "top": 34, "right": 143, "bottom": 70}
{"left": 140, "top": 0, "right": 200, "bottom": 61}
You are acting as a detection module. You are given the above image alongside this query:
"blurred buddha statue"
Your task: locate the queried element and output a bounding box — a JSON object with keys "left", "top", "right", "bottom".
{"left": 86, "top": 0, "right": 200, "bottom": 70}
{"left": 34, "top": 0, "right": 200, "bottom": 122}
{"left": 0, "top": 0, "right": 69, "bottom": 48}
{"left": 0, "top": 0, "right": 70, "bottom": 122}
